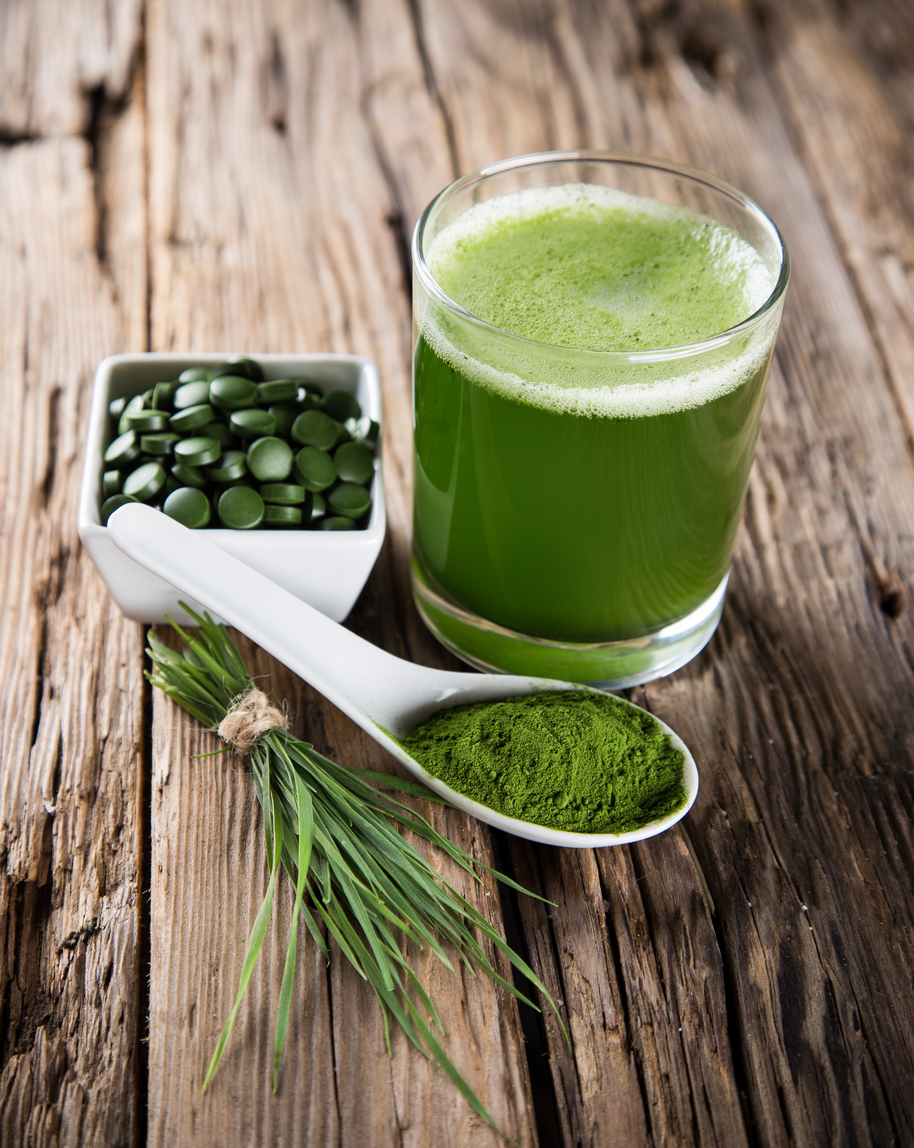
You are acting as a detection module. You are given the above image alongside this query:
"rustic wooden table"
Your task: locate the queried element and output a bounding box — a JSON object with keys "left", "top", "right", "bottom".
{"left": 3, "top": 0, "right": 913, "bottom": 1145}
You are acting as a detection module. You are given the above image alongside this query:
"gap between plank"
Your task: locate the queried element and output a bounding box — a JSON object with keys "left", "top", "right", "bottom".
{"left": 490, "top": 830, "right": 564, "bottom": 1148}
{"left": 136, "top": 653, "right": 153, "bottom": 1148}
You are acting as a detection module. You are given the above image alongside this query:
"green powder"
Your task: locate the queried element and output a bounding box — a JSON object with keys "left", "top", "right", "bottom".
{"left": 398, "top": 690, "right": 688, "bottom": 835}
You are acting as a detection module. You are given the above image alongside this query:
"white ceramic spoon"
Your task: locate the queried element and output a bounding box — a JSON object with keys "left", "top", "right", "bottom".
{"left": 108, "top": 502, "right": 697, "bottom": 848}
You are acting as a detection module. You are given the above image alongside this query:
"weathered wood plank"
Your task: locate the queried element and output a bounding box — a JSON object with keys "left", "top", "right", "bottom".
{"left": 411, "top": 0, "right": 914, "bottom": 1144}
{"left": 0, "top": 0, "right": 144, "bottom": 139}
{"left": 148, "top": 652, "right": 537, "bottom": 1146}
{"left": 147, "top": 652, "right": 343, "bottom": 1147}
{"left": 760, "top": 0, "right": 914, "bottom": 438}
{"left": 0, "top": 21, "right": 147, "bottom": 1144}
{"left": 144, "top": 1, "right": 537, "bottom": 1142}
{"left": 508, "top": 825, "right": 748, "bottom": 1148}
{"left": 6, "top": 0, "right": 914, "bottom": 1144}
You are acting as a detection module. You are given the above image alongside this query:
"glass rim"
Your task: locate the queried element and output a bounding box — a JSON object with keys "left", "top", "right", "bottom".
{"left": 412, "top": 149, "right": 791, "bottom": 363}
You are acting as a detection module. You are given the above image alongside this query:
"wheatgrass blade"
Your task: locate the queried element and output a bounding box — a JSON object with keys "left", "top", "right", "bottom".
{"left": 316, "top": 754, "right": 551, "bottom": 903}
{"left": 273, "top": 772, "right": 313, "bottom": 1091}
{"left": 314, "top": 799, "right": 440, "bottom": 943}
{"left": 145, "top": 608, "right": 567, "bottom": 1139}
{"left": 310, "top": 894, "right": 367, "bottom": 981}
{"left": 356, "top": 770, "right": 449, "bottom": 801}
{"left": 300, "top": 899, "right": 330, "bottom": 960}
{"left": 401, "top": 992, "right": 511, "bottom": 1139}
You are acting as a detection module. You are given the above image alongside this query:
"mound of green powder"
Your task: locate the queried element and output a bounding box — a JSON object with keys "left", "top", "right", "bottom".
{"left": 399, "top": 690, "right": 688, "bottom": 835}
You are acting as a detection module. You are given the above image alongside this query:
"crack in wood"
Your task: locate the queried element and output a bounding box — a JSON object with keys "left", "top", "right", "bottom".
{"left": 0, "top": 879, "right": 57, "bottom": 1071}
{"left": 28, "top": 614, "right": 50, "bottom": 756}
{"left": 599, "top": 874, "right": 659, "bottom": 1145}
{"left": 135, "top": 661, "right": 153, "bottom": 1148}
{"left": 489, "top": 832, "right": 564, "bottom": 1147}
{"left": 385, "top": 210, "right": 411, "bottom": 300}
{"left": 0, "top": 130, "right": 42, "bottom": 147}
{"left": 57, "top": 919, "right": 100, "bottom": 953}
{"left": 704, "top": 902, "right": 764, "bottom": 1148}
{"left": 36, "top": 385, "right": 62, "bottom": 514}
{"left": 262, "top": 30, "right": 289, "bottom": 138}
{"left": 632, "top": 0, "right": 745, "bottom": 95}
{"left": 360, "top": 75, "right": 412, "bottom": 298}
{"left": 679, "top": 19, "right": 737, "bottom": 88}
{"left": 81, "top": 19, "right": 143, "bottom": 275}
{"left": 405, "top": 0, "right": 459, "bottom": 177}
{"left": 859, "top": 536, "right": 907, "bottom": 620}
{"left": 322, "top": 930, "right": 344, "bottom": 1139}
{"left": 860, "top": 1046, "right": 904, "bottom": 1146}
{"left": 679, "top": 825, "right": 716, "bottom": 917}
{"left": 83, "top": 83, "right": 116, "bottom": 269}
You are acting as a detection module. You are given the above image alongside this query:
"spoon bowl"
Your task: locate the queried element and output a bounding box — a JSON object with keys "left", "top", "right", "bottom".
{"left": 108, "top": 502, "right": 697, "bottom": 847}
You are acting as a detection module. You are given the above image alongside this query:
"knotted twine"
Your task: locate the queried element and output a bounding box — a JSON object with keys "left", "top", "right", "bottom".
{"left": 217, "top": 688, "right": 288, "bottom": 755}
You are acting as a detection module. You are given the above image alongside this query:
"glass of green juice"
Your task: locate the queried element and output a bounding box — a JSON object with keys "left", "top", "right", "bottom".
{"left": 411, "top": 151, "right": 789, "bottom": 687}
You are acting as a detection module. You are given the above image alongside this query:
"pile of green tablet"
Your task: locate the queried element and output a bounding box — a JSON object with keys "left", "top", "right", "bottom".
{"left": 99, "top": 358, "right": 379, "bottom": 531}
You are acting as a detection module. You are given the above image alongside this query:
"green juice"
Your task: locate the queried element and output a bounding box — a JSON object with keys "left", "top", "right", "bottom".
{"left": 413, "top": 182, "right": 780, "bottom": 677}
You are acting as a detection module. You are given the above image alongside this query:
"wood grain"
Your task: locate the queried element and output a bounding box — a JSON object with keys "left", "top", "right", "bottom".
{"left": 2, "top": 0, "right": 913, "bottom": 1144}
{"left": 410, "top": 0, "right": 914, "bottom": 1144}
{"left": 144, "top": 2, "right": 536, "bottom": 1143}
{"left": 0, "top": 4, "right": 147, "bottom": 1144}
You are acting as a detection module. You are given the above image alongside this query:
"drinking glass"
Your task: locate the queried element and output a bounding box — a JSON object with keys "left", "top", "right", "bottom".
{"left": 411, "top": 151, "right": 789, "bottom": 686}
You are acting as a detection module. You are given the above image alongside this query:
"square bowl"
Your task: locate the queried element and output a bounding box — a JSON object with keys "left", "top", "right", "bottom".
{"left": 78, "top": 352, "right": 386, "bottom": 625}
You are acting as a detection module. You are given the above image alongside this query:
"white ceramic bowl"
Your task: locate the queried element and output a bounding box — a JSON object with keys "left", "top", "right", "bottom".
{"left": 78, "top": 352, "right": 386, "bottom": 625}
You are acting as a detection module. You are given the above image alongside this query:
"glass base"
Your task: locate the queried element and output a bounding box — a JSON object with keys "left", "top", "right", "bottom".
{"left": 411, "top": 562, "right": 729, "bottom": 688}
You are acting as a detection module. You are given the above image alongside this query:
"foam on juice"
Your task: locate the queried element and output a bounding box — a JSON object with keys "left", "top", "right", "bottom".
{"left": 421, "top": 185, "right": 777, "bottom": 419}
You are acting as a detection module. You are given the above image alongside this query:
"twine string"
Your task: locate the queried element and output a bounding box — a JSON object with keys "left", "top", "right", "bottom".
{"left": 217, "top": 688, "right": 288, "bottom": 755}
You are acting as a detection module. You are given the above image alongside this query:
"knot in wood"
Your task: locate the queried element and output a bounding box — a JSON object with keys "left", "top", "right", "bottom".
{"left": 217, "top": 688, "right": 288, "bottom": 754}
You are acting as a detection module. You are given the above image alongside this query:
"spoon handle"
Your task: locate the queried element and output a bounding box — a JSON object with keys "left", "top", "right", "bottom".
{"left": 107, "top": 502, "right": 446, "bottom": 731}
{"left": 107, "top": 505, "right": 701, "bottom": 849}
